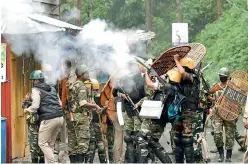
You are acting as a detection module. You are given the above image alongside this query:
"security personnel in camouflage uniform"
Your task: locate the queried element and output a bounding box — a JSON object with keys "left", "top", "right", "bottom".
{"left": 173, "top": 55, "right": 200, "bottom": 163}
{"left": 22, "top": 94, "right": 44, "bottom": 163}
{"left": 112, "top": 62, "right": 145, "bottom": 163}
{"left": 67, "top": 65, "right": 102, "bottom": 163}
{"left": 136, "top": 68, "right": 182, "bottom": 163}
{"left": 208, "top": 67, "right": 235, "bottom": 162}
{"left": 85, "top": 79, "right": 114, "bottom": 163}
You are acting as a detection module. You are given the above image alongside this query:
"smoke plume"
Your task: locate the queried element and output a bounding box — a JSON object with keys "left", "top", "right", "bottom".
{"left": 1, "top": 0, "right": 148, "bottom": 89}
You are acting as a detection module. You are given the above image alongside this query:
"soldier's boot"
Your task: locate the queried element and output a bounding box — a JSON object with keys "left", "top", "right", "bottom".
{"left": 38, "top": 156, "right": 45, "bottom": 163}
{"left": 182, "top": 136, "right": 194, "bottom": 163}
{"left": 31, "top": 158, "right": 39, "bottom": 163}
{"left": 217, "top": 147, "right": 224, "bottom": 162}
{"left": 174, "top": 134, "right": 184, "bottom": 163}
{"left": 225, "top": 149, "right": 232, "bottom": 162}
{"left": 77, "top": 153, "right": 86, "bottom": 163}
{"left": 124, "top": 131, "right": 136, "bottom": 163}
{"left": 69, "top": 155, "right": 77, "bottom": 163}
{"left": 136, "top": 132, "right": 149, "bottom": 163}
{"left": 85, "top": 150, "right": 96, "bottom": 163}
{"left": 150, "top": 138, "right": 172, "bottom": 163}
{"left": 98, "top": 150, "right": 106, "bottom": 163}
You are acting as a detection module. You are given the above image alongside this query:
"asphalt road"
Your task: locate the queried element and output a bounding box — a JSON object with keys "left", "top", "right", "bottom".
{"left": 14, "top": 116, "right": 246, "bottom": 163}
{"left": 161, "top": 116, "right": 246, "bottom": 163}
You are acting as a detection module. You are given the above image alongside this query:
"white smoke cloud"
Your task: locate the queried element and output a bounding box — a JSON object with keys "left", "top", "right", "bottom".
{"left": 1, "top": 0, "right": 148, "bottom": 89}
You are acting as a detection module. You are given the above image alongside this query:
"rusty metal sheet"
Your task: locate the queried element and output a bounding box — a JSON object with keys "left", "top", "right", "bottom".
{"left": 186, "top": 43, "right": 206, "bottom": 67}
{"left": 217, "top": 81, "right": 246, "bottom": 121}
{"left": 151, "top": 46, "right": 191, "bottom": 76}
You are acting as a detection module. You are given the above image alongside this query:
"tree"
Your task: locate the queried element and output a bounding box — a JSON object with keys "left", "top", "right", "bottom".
{"left": 145, "top": 0, "right": 152, "bottom": 31}
{"left": 177, "top": 0, "right": 183, "bottom": 22}
{"left": 217, "top": 0, "right": 222, "bottom": 19}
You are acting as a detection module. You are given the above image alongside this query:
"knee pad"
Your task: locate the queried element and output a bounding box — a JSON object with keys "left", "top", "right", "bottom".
{"left": 173, "top": 134, "right": 181, "bottom": 146}
{"left": 181, "top": 136, "right": 193, "bottom": 147}
{"left": 124, "top": 134, "right": 133, "bottom": 143}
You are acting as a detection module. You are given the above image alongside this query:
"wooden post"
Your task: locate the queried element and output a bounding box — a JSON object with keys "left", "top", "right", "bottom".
{"left": 217, "top": 0, "right": 222, "bottom": 20}
{"left": 177, "top": 0, "right": 183, "bottom": 23}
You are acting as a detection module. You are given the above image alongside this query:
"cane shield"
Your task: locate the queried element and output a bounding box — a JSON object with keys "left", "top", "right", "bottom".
{"left": 186, "top": 43, "right": 206, "bottom": 67}
{"left": 151, "top": 46, "right": 191, "bottom": 76}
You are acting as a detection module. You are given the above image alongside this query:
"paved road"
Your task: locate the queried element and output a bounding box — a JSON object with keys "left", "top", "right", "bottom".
{"left": 161, "top": 116, "right": 246, "bottom": 163}
{"left": 13, "top": 116, "right": 246, "bottom": 163}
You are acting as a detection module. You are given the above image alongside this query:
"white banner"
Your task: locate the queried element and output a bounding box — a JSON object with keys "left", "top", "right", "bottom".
{"left": 1, "top": 43, "right": 7, "bottom": 82}
{"left": 172, "top": 23, "right": 188, "bottom": 46}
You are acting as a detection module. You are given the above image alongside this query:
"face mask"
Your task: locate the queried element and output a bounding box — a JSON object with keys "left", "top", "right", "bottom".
{"left": 219, "top": 76, "right": 228, "bottom": 83}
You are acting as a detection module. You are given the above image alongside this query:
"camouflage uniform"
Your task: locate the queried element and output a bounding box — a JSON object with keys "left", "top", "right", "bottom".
{"left": 67, "top": 79, "right": 92, "bottom": 162}
{"left": 213, "top": 113, "right": 235, "bottom": 150}
{"left": 213, "top": 89, "right": 235, "bottom": 150}
{"left": 22, "top": 100, "right": 44, "bottom": 163}
{"left": 86, "top": 115, "right": 115, "bottom": 163}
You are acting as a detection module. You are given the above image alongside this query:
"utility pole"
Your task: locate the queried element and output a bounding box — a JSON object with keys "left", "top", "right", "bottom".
{"left": 77, "top": 0, "right": 82, "bottom": 25}
{"left": 177, "top": 0, "right": 183, "bottom": 23}
{"left": 145, "top": 0, "right": 152, "bottom": 32}
{"left": 217, "top": 0, "right": 222, "bottom": 20}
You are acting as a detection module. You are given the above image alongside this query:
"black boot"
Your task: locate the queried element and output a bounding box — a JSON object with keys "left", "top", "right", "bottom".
{"left": 77, "top": 153, "right": 86, "bottom": 163}
{"left": 31, "top": 158, "right": 39, "bottom": 163}
{"left": 182, "top": 136, "right": 194, "bottom": 163}
{"left": 124, "top": 131, "right": 136, "bottom": 163}
{"left": 38, "top": 157, "right": 45, "bottom": 163}
{"left": 225, "top": 149, "right": 232, "bottom": 162}
{"left": 69, "top": 155, "right": 77, "bottom": 163}
{"left": 150, "top": 138, "right": 172, "bottom": 163}
{"left": 217, "top": 147, "right": 224, "bottom": 162}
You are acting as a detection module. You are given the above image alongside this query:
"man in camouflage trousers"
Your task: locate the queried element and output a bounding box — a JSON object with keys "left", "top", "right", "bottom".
{"left": 85, "top": 79, "right": 114, "bottom": 163}
{"left": 209, "top": 67, "right": 235, "bottom": 162}
{"left": 22, "top": 93, "right": 44, "bottom": 163}
{"left": 112, "top": 63, "right": 145, "bottom": 163}
{"left": 66, "top": 64, "right": 102, "bottom": 163}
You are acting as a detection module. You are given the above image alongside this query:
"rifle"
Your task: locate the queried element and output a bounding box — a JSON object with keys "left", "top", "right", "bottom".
{"left": 118, "top": 86, "right": 142, "bottom": 122}
{"left": 98, "top": 110, "right": 110, "bottom": 164}
{"left": 134, "top": 57, "right": 167, "bottom": 86}
{"left": 66, "top": 100, "right": 78, "bottom": 138}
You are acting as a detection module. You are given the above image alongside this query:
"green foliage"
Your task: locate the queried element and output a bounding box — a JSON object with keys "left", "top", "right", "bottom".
{"left": 195, "top": 7, "right": 248, "bottom": 83}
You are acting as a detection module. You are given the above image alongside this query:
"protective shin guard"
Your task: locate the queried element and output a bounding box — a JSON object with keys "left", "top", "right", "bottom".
{"left": 124, "top": 131, "right": 136, "bottom": 163}
{"left": 150, "top": 139, "right": 172, "bottom": 163}
{"left": 31, "top": 158, "right": 39, "bottom": 163}
{"left": 69, "top": 155, "right": 77, "bottom": 163}
{"left": 136, "top": 132, "right": 149, "bottom": 163}
{"left": 38, "top": 157, "right": 45, "bottom": 163}
{"left": 182, "top": 136, "right": 194, "bottom": 163}
{"left": 174, "top": 134, "right": 184, "bottom": 163}
{"left": 77, "top": 153, "right": 86, "bottom": 163}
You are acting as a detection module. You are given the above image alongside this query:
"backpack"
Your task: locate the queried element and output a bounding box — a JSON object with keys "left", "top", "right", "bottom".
{"left": 167, "top": 88, "right": 186, "bottom": 123}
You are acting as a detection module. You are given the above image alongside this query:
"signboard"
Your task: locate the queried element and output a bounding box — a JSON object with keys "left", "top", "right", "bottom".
{"left": 217, "top": 81, "right": 246, "bottom": 121}
{"left": 172, "top": 23, "right": 188, "bottom": 46}
{"left": 1, "top": 43, "right": 7, "bottom": 82}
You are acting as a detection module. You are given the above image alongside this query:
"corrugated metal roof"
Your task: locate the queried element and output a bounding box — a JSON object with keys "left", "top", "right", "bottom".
{"left": 1, "top": 13, "right": 82, "bottom": 34}
{"left": 28, "top": 14, "right": 82, "bottom": 31}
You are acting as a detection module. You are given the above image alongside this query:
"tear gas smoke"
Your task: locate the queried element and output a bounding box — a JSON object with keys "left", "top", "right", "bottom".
{"left": 1, "top": 0, "right": 148, "bottom": 89}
